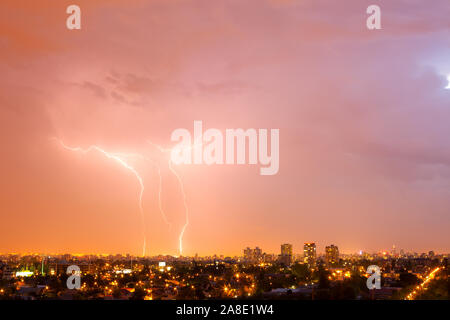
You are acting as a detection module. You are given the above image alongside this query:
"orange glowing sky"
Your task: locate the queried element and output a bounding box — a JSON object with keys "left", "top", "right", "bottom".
{"left": 1, "top": 0, "right": 450, "bottom": 256}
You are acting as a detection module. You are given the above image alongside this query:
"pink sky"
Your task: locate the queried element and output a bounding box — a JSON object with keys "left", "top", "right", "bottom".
{"left": 1, "top": 0, "right": 450, "bottom": 256}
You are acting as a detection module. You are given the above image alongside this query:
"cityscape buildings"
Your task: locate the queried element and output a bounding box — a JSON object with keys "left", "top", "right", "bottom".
{"left": 325, "top": 245, "right": 339, "bottom": 267}
{"left": 304, "top": 243, "right": 317, "bottom": 266}
{"left": 0, "top": 246, "right": 447, "bottom": 300}
{"left": 279, "top": 244, "right": 293, "bottom": 266}
{"left": 243, "top": 247, "right": 263, "bottom": 264}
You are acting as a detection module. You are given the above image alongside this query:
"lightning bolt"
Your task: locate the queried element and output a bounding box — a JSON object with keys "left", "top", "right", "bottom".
{"left": 52, "top": 138, "right": 148, "bottom": 257}
{"left": 148, "top": 138, "right": 203, "bottom": 256}
{"left": 168, "top": 160, "right": 189, "bottom": 256}
{"left": 156, "top": 165, "right": 172, "bottom": 228}
{"left": 53, "top": 137, "right": 194, "bottom": 256}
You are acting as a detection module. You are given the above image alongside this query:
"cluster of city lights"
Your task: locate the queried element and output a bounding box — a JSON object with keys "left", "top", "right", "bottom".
{"left": 405, "top": 267, "right": 440, "bottom": 300}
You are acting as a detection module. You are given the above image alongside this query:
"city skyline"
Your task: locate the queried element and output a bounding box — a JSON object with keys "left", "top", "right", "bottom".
{"left": 2, "top": 248, "right": 447, "bottom": 301}
{"left": 1, "top": 242, "right": 446, "bottom": 258}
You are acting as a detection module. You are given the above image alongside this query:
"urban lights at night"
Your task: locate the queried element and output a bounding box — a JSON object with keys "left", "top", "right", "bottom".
{"left": 0, "top": 1, "right": 449, "bottom": 316}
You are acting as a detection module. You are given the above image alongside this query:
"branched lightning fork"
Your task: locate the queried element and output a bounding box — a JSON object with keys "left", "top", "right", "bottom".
{"left": 52, "top": 138, "right": 148, "bottom": 256}
{"left": 147, "top": 139, "right": 203, "bottom": 256}
{"left": 52, "top": 137, "right": 193, "bottom": 256}
{"left": 156, "top": 165, "right": 172, "bottom": 229}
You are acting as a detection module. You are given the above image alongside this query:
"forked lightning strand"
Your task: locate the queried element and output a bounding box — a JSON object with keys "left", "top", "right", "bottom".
{"left": 148, "top": 140, "right": 203, "bottom": 256}
{"left": 53, "top": 138, "right": 147, "bottom": 257}
{"left": 53, "top": 138, "right": 190, "bottom": 256}
{"left": 156, "top": 166, "right": 172, "bottom": 228}
{"left": 169, "top": 160, "right": 189, "bottom": 256}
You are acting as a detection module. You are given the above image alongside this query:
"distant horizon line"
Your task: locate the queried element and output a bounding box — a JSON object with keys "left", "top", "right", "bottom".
{"left": 1, "top": 249, "right": 447, "bottom": 257}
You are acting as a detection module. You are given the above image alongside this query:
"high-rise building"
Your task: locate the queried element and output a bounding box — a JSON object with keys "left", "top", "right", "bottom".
{"left": 243, "top": 247, "right": 263, "bottom": 263}
{"left": 254, "top": 247, "right": 262, "bottom": 261}
{"left": 280, "top": 243, "right": 293, "bottom": 266}
{"left": 243, "top": 247, "right": 253, "bottom": 262}
{"left": 303, "top": 242, "right": 316, "bottom": 266}
{"left": 325, "top": 244, "right": 339, "bottom": 266}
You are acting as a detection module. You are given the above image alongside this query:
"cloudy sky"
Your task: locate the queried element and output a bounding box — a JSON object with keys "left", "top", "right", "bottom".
{"left": 1, "top": 0, "right": 449, "bottom": 256}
